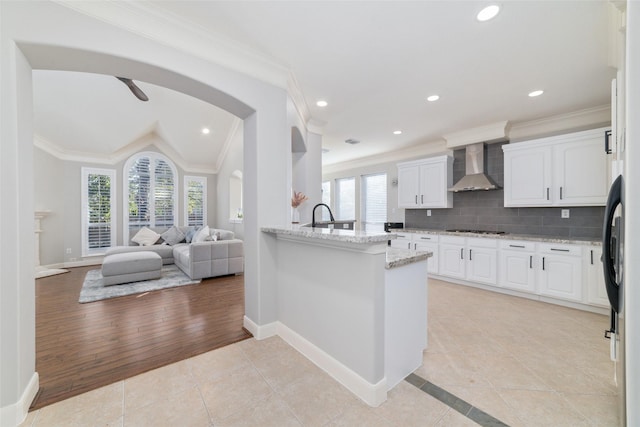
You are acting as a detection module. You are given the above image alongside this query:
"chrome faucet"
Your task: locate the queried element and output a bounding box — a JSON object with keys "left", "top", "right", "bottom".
{"left": 312, "top": 203, "right": 335, "bottom": 227}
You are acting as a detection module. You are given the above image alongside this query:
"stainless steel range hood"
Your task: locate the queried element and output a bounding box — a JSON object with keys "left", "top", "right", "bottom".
{"left": 448, "top": 143, "right": 500, "bottom": 192}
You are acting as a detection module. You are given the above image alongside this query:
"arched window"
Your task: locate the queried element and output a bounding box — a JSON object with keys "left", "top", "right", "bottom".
{"left": 123, "top": 152, "right": 178, "bottom": 240}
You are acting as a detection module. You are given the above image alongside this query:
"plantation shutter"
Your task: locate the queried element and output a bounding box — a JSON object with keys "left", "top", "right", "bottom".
{"left": 128, "top": 157, "right": 151, "bottom": 227}
{"left": 154, "top": 159, "right": 175, "bottom": 227}
{"left": 321, "top": 181, "right": 331, "bottom": 221}
{"left": 185, "top": 176, "right": 206, "bottom": 227}
{"left": 82, "top": 168, "right": 116, "bottom": 256}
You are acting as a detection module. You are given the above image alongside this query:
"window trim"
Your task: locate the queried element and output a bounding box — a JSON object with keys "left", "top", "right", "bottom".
{"left": 184, "top": 175, "right": 207, "bottom": 227}
{"left": 81, "top": 167, "right": 116, "bottom": 257}
{"left": 123, "top": 151, "right": 178, "bottom": 243}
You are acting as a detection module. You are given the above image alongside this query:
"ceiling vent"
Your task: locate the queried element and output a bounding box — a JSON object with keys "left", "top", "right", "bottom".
{"left": 345, "top": 138, "right": 360, "bottom": 145}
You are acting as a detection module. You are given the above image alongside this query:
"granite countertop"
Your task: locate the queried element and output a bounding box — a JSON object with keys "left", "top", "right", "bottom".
{"left": 386, "top": 247, "right": 432, "bottom": 270}
{"left": 261, "top": 225, "right": 392, "bottom": 244}
{"left": 401, "top": 228, "right": 602, "bottom": 246}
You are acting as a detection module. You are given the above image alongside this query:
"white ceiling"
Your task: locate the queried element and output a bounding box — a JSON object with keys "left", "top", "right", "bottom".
{"left": 32, "top": 1, "right": 615, "bottom": 169}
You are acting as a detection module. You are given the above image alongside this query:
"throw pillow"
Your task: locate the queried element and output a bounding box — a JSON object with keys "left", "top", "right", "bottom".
{"left": 213, "top": 229, "right": 235, "bottom": 240}
{"left": 184, "top": 227, "right": 197, "bottom": 243}
{"left": 192, "top": 225, "right": 211, "bottom": 243}
{"left": 161, "top": 225, "right": 186, "bottom": 246}
{"left": 131, "top": 227, "right": 161, "bottom": 246}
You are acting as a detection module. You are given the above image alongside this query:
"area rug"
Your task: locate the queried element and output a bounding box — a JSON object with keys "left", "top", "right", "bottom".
{"left": 79, "top": 265, "right": 201, "bottom": 303}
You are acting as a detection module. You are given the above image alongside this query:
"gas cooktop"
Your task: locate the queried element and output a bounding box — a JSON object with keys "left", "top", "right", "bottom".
{"left": 445, "top": 229, "right": 507, "bottom": 235}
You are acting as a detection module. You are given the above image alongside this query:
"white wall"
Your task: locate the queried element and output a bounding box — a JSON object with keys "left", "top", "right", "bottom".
{"left": 216, "top": 124, "right": 245, "bottom": 239}
{"left": 0, "top": 2, "right": 291, "bottom": 424}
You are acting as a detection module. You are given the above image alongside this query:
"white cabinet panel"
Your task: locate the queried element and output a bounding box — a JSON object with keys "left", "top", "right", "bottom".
{"left": 439, "top": 237, "right": 466, "bottom": 279}
{"left": 585, "top": 245, "right": 609, "bottom": 307}
{"left": 538, "top": 243, "right": 583, "bottom": 302}
{"left": 397, "top": 156, "right": 453, "bottom": 209}
{"left": 467, "top": 246, "right": 497, "bottom": 285}
{"left": 499, "top": 240, "right": 536, "bottom": 293}
{"left": 503, "top": 127, "right": 610, "bottom": 207}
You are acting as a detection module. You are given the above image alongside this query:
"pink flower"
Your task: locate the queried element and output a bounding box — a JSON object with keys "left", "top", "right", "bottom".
{"left": 291, "top": 191, "right": 308, "bottom": 208}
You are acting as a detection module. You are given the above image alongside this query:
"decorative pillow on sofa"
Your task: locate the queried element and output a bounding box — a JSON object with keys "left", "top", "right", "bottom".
{"left": 161, "top": 225, "right": 186, "bottom": 246}
{"left": 192, "top": 225, "right": 211, "bottom": 243}
{"left": 131, "top": 227, "right": 161, "bottom": 246}
{"left": 211, "top": 229, "right": 235, "bottom": 240}
{"left": 184, "top": 227, "right": 197, "bottom": 243}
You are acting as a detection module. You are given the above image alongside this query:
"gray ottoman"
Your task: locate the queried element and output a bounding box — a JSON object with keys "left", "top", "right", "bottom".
{"left": 102, "top": 251, "right": 162, "bottom": 286}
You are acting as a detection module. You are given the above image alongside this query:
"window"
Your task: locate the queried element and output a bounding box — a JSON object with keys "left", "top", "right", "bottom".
{"left": 321, "top": 180, "right": 331, "bottom": 221}
{"left": 184, "top": 176, "right": 207, "bottom": 227}
{"left": 361, "top": 173, "right": 387, "bottom": 232}
{"left": 335, "top": 177, "right": 355, "bottom": 220}
{"left": 81, "top": 168, "right": 116, "bottom": 256}
{"left": 124, "top": 152, "right": 177, "bottom": 239}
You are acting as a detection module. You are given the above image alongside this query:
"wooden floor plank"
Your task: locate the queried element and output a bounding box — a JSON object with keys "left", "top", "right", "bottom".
{"left": 32, "top": 265, "right": 251, "bottom": 410}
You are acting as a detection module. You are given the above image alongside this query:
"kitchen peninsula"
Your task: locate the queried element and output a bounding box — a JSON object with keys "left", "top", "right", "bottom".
{"left": 260, "top": 225, "right": 431, "bottom": 406}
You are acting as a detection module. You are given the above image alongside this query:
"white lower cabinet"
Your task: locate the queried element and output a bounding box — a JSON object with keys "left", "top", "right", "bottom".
{"left": 466, "top": 238, "right": 498, "bottom": 285}
{"left": 439, "top": 236, "right": 466, "bottom": 279}
{"left": 412, "top": 234, "right": 439, "bottom": 275}
{"left": 390, "top": 232, "right": 412, "bottom": 249}
{"left": 499, "top": 240, "right": 536, "bottom": 293}
{"left": 538, "top": 243, "right": 583, "bottom": 302}
{"left": 585, "top": 245, "right": 609, "bottom": 307}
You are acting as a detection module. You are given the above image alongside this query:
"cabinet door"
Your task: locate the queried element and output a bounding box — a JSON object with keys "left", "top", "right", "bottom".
{"left": 466, "top": 246, "right": 497, "bottom": 285}
{"left": 504, "top": 146, "right": 552, "bottom": 207}
{"left": 418, "top": 162, "right": 445, "bottom": 207}
{"left": 439, "top": 243, "right": 465, "bottom": 279}
{"left": 554, "top": 138, "right": 609, "bottom": 206}
{"left": 499, "top": 250, "right": 536, "bottom": 293}
{"left": 539, "top": 253, "right": 583, "bottom": 302}
{"left": 397, "top": 165, "right": 420, "bottom": 208}
{"left": 414, "top": 241, "right": 439, "bottom": 275}
{"left": 585, "top": 246, "right": 609, "bottom": 307}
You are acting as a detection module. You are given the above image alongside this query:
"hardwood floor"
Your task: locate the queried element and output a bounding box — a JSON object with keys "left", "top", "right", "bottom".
{"left": 33, "top": 265, "right": 251, "bottom": 410}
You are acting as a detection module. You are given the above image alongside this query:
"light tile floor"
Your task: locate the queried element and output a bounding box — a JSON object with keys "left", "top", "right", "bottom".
{"left": 21, "top": 279, "right": 619, "bottom": 427}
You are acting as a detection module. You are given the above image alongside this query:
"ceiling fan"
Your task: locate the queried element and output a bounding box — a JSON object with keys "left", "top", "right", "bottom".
{"left": 116, "top": 77, "right": 149, "bottom": 101}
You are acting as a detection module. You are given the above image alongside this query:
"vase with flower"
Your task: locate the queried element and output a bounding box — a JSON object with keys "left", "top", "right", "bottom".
{"left": 291, "top": 191, "right": 308, "bottom": 224}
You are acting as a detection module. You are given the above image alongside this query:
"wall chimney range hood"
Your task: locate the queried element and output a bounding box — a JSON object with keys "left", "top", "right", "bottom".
{"left": 448, "top": 143, "right": 500, "bottom": 192}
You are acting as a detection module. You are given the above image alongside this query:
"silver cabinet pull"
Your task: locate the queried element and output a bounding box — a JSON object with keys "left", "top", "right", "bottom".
{"left": 509, "top": 244, "right": 525, "bottom": 248}
{"left": 469, "top": 249, "right": 472, "bottom": 261}
{"left": 460, "top": 248, "right": 464, "bottom": 259}
{"left": 547, "top": 187, "right": 550, "bottom": 200}
{"left": 421, "top": 195, "right": 424, "bottom": 204}
{"left": 550, "top": 248, "right": 570, "bottom": 252}
{"left": 560, "top": 186, "right": 563, "bottom": 200}
{"left": 590, "top": 250, "right": 594, "bottom": 265}
{"left": 420, "top": 236, "right": 431, "bottom": 240}
{"left": 542, "top": 257, "right": 545, "bottom": 270}
{"left": 530, "top": 255, "right": 533, "bottom": 269}
{"left": 415, "top": 195, "right": 417, "bottom": 204}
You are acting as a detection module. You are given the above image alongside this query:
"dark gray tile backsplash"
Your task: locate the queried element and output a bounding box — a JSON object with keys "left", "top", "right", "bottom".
{"left": 405, "top": 142, "right": 605, "bottom": 239}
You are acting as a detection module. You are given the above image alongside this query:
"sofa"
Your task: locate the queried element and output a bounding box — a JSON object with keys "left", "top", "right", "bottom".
{"left": 104, "top": 225, "right": 244, "bottom": 280}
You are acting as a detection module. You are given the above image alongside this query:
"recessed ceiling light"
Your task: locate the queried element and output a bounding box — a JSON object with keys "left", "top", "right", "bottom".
{"left": 393, "top": 130, "right": 402, "bottom": 135}
{"left": 201, "top": 127, "right": 210, "bottom": 135}
{"left": 528, "top": 90, "right": 544, "bottom": 97}
{"left": 427, "top": 95, "right": 440, "bottom": 102}
{"left": 316, "top": 100, "right": 328, "bottom": 107}
{"left": 477, "top": 5, "right": 500, "bottom": 22}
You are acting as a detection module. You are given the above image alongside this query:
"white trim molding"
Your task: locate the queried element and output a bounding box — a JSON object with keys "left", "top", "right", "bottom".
{"left": 0, "top": 372, "right": 39, "bottom": 427}
{"left": 242, "top": 316, "right": 388, "bottom": 407}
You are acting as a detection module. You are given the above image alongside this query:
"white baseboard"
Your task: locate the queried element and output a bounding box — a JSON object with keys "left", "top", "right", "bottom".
{"left": 242, "top": 316, "right": 387, "bottom": 406}
{"left": 0, "top": 372, "right": 39, "bottom": 427}
{"left": 277, "top": 322, "right": 387, "bottom": 407}
{"left": 243, "top": 315, "right": 277, "bottom": 340}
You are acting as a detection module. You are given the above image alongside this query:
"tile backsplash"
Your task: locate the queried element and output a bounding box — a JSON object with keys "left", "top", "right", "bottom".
{"left": 405, "top": 142, "right": 605, "bottom": 239}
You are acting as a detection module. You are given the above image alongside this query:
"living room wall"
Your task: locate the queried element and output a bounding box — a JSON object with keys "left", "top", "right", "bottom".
{"left": 33, "top": 143, "right": 218, "bottom": 267}
{"left": 215, "top": 122, "right": 244, "bottom": 240}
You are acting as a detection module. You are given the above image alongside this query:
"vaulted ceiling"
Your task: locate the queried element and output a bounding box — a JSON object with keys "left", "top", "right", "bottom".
{"left": 32, "top": 1, "right": 616, "bottom": 171}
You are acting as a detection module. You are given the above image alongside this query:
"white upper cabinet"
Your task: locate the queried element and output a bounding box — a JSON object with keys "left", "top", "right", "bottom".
{"left": 397, "top": 155, "right": 453, "bottom": 209}
{"left": 503, "top": 127, "right": 610, "bottom": 207}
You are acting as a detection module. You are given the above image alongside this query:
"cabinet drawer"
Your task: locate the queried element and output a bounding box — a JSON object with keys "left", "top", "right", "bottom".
{"left": 500, "top": 240, "right": 535, "bottom": 251}
{"left": 412, "top": 234, "right": 439, "bottom": 243}
{"left": 538, "top": 243, "right": 582, "bottom": 256}
{"left": 395, "top": 232, "right": 412, "bottom": 240}
{"left": 467, "top": 237, "right": 497, "bottom": 248}
{"left": 440, "top": 235, "right": 465, "bottom": 245}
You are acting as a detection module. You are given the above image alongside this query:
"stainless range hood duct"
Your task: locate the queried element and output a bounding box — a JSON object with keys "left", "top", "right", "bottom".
{"left": 448, "top": 143, "right": 500, "bottom": 192}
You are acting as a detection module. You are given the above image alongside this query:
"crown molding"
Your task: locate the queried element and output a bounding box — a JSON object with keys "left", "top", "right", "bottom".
{"left": 287, "top": 72, "right": 311, "bottom": 127}
{"left": 216, "top": 117, "right": 243, "bottom": 172}
{"left": 34, "top": 132, "right": 218, "bottom": 175}
{"left": 322, "top": 140, "right": 451, "bottom": 175}
{"left": 54, "top": 0, "right": 290, "bottom": 89}
{"left": 443, "top": 121, "right": 510, "bottom": 148}
{"left": 508, "top": 104, "right": 611, "bottom": 142}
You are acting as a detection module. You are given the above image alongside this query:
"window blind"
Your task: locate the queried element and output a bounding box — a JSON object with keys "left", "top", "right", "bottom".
{"left": 321, "top": 181, "right": 331, "bottom": 221}
{"left": 335, "top": 177, "right": 355, "bottom": 220}
{"left": 82, "top": 168, "right": 116, "bottom": 256}
{"left": 185, "top": 176, "right": 207, "bottom": 227}
{"left": 361, "top": 173, "right": 387, "bottom": 232}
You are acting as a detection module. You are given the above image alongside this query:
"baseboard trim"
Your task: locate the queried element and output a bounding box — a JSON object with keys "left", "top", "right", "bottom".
{"left": 242, "top": 316, "right": 277, "bottom": 340}
{"left": 276, "top": 322, "right": 387, "bottom": 407}
{"left": 0, "top": 372, "right": 39, "bottom": 427}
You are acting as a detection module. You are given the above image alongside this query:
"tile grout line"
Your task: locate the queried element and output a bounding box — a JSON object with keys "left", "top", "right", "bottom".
{"left": 405, "top": 373, "right": 510, "bottom": 427}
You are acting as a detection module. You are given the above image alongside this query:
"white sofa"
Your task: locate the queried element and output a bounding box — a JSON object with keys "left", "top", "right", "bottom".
{"left": 104, "top": 226, "right": 244, "bottom": 280}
